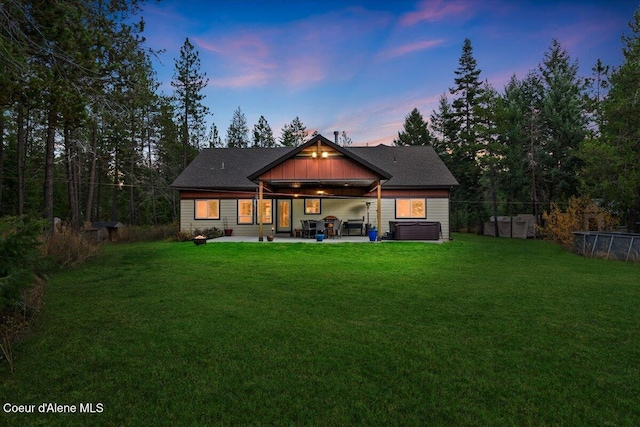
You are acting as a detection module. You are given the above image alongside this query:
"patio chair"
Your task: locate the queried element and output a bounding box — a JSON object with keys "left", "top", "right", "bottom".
{"left": 326, "top": 219, "right": 341, "bottom": 238}
{"left": 334, "top": 219, "right": 342, "bottom": 238}
{"left": 301, "top": 220, "right": 312, "bottom": 238}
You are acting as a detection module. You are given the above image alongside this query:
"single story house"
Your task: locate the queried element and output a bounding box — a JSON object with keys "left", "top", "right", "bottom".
{"left": 170, "top": 134, "right": 458, "bottom": 240}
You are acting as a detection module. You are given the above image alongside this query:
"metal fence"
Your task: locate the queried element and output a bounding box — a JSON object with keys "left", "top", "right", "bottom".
{"left": 573, "top": 231, "right": 640, "bottom": 262}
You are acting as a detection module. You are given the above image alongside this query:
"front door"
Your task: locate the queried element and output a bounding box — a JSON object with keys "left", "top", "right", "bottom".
{"left": 276, "top": 199, "right": 292, "bottom": 233}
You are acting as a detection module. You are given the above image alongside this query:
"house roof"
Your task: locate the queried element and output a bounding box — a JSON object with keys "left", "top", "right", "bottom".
{"left": 170, "top": 136, "right": 458, "bottom": 191}
{"left": 349, "top": 145, "right": 458, "bottom": 188}
{"left": 247, "top": 135, "right": 392, "bottom": 181}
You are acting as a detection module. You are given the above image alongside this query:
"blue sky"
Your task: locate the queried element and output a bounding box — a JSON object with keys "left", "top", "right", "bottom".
{"left": 140, "top": 0, "right": 639, "bottom": 146}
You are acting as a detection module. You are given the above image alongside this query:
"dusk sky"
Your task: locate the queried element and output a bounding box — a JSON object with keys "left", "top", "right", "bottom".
{"left": 140, "top": 0, "right": 639, "bottom": 146}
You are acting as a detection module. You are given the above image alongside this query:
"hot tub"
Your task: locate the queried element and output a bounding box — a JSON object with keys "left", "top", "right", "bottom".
{"left": 389, "top": 221, "right": 441, "bottom": 241}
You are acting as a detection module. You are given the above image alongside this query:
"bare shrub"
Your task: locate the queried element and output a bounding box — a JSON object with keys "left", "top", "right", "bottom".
{"left": 117, "top": 223, "right": 180, "bottom": 242}
{"left": 0, "top": 277, "right": 46, "bottom": 373}
{"left": 41, "top": 229, "right": 101, "bottom": 268}
{"left": 540, "top": 197, "right": 618, "bottom": 249}
{"left": 174, "top": 230, "right": 194, "bottom": 242}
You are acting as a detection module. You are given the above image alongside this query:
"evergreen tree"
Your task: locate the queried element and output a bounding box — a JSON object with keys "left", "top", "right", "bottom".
{"left": 252, "top": 115, "right": 276, "bottom": 147}
{"left": 279, "top": 116, "right": 307, "bottom": 147}
{"left": 429, "top": 94, "right": 458, "bottom": 158}
{"left": 340, "top": 130, "right": 352, "bottom": 147}
{"left": 226, "top": 107, "right": 249, "bottom": 148}
{"left": 172, "top": 37, "right": 209, "bottom": 168}
{"left": 584, "top": 59, "right": 610, "bottom": 136}
{"left": 496, "top": 73, "right": 547, "bottom": 220}
{"left": 581, "top": 7, "right": 640, "bottom": 230}
{"left": 448, "top": 38, "right": 485, "bottom": 231}
{"left": 476, "top": 82, "right": 503, "bottom": 236}
{"left": 207, "top": 123, "right": 222, "bottom": 148}
{"left": 393, "top": 108, "right": 431, "bottom": 146}
{"left": 537, "top": 39, "right": 586, "bottom": 204}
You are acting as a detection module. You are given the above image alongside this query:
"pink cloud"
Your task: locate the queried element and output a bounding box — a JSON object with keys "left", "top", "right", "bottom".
{"left": 193, "top": 34, "right": 277, "bottom": 88}
{"left": 400, "top": 0, "right": 475, "bottom": 26}
{"left": 189, "top": 5, "right": 393, "bottom": 90}
{"left": 378, "top": 38, "right": 446, "bottom": 60}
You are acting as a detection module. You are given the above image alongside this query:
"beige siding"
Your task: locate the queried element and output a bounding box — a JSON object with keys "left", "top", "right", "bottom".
{"left": 181, "top": 196, "right": 452, "bottom": 239}
{"left": 427, "top": 198, "right": 451, "bottom": 240}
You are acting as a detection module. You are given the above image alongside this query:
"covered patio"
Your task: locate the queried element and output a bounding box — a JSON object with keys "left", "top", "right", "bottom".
{"left": 247, "top": 136, "right": 390, "bottom": 241}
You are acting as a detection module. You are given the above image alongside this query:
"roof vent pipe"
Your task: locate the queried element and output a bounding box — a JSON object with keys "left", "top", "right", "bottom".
{"left": 334, "top": 131, "right": 339, "bottom": 145}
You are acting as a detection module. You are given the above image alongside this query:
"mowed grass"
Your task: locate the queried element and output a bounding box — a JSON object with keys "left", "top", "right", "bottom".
{"left": 1, "top": 234, "right": 639, "bottom": 426}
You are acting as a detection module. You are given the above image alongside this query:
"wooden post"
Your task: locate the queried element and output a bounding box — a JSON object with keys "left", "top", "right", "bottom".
{"left": 258, "top": 181, "right": 264, "bottom": 241}
{"left": 377, "top": 180, "right": 382, "bottom": 241}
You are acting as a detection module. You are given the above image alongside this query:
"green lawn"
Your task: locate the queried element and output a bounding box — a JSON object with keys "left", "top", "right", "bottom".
{"left": 1, "top": 234, "right": 639, "bottom": 426}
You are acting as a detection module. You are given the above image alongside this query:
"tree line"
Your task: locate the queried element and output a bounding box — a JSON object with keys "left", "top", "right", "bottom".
{"left": 393, "top": 8, "right": 640, "bottom": 232}
{"left": 0, "top": 1, "right": 352, "bottom": 230}
{"left": 1, "top": 2, "right": 638, "bottom": 232}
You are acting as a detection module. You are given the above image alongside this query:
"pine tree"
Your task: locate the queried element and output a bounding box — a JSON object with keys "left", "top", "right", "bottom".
{"left": 450, "top": 38, "right": 484, "bottom": 147}
{"left": 226, "top": 107, "right": 249, "bottom": 148}
{"left": 429, "top": 94, "right": 458, "bottom": 158}
{"left": 172, "top": 38, "right": 209, "bottom": 168}
{"left": 393, "top": 108, "right": 431, "bottom": 146}
{"left": 584, "top": 59, "right": 610, "bottom": 136}
{"left": 207, "top": 123, "right": 222, "bottom": 148}
{"left": 496, "top": 72, "right": 547, "bottom": 219}
{"left": 252, "top": 115, "right": 276, "bottom": 147}
{"left": 538, "top": 39, "right": 586, "bottom": 204}
{"left": 476, "top": 82, "right": 502, "bottom": 236}
{"left": 448, "top": 38, "right": 485, "bottom": 231}
{"left": 582, "top": 7, "right": 640, "bottom": 230}
{"left": 340, "top": 131, "right": 352, "bottom": 146}
{"left": 279, "top": 117, "right": 307, "bottom": 147}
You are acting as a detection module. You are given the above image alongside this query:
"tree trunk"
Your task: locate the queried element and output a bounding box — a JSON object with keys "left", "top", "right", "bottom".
{"left": 491, "top": 165, "right": 499, "bottom": 237}
{"left": 111, "top": 149, "right": 119, "bottom": 221}
{"left": 146, "top": 113, "right": 157, "bottom": 225}
{"left": 64, "top": 124, "right": 80, "bottom": 230}
{"left": 43, "top": 108, "right": 56, "bottom": 231}
{"left": 16, "top": 105, "right": 26, "bottom": 216}
{"left": 129, "top": 115, "right": 136, "bottom": 225}
{"left": 85, "top": 121, "right": 98, "bottom": 223}
{"left": 0, "top": 108, "right": 4, "bottom": 213}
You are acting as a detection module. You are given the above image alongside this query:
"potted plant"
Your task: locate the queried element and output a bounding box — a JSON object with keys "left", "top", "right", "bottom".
{"left": 267, "top": 227, "right": 275, "bottom": 241}
{"left": 315, "top": 231, "right": 325, "bottom": 242}
{"left": 223, "top": 217, "right": 233, "bottom": 236}
{"left": 368, "top": 226, "right": 378, "bottom": 242}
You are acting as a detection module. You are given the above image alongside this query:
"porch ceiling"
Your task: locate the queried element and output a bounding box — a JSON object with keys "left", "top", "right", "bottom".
{"left": 263, "top": 179, "right": 378, "bottom": 197}
{"left": 268, "top": 178, "right": 378, "bottom": 188}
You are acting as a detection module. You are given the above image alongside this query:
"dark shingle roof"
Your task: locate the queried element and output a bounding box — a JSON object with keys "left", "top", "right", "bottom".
{"left": 349, "top": 145, "right": 458, "bottom": 188}
{"left": 170, "top": 143, "right": 458, "bottom": 190}
{"left": 171, "top": 147, "right": 295, "bottom": 190}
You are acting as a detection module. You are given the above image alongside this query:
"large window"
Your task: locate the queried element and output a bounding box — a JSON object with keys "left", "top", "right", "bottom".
{"left": 258, "top": 200, "right": 273, "bottom": 224}
{"left": 396, "top": 198, "right": 426, "bottom": 219}
{"left": 238, "top": 199, "right": 254, "bottom": 224}
{"left": 194, "top": 199, "right": 220, "bottom": 219}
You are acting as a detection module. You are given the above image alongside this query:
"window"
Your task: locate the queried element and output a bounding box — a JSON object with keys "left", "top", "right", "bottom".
{"left": 194, "top": 199, "right": 220, "bottom": 219}
{"left": 304, "top": 198, "right": 321, "bottom": 215}
{"left": 238, "top": 199, "right": 254, "bottom": 224}
{"left": 258, "top": 199, "right": 273, "bottom": 224}
{"left": 396, "top": 198, "right": 426, "bottom": 218}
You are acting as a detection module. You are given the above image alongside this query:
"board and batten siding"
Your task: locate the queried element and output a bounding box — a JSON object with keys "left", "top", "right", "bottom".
{"left": 180, "top": 196, "right": 451, "bottom": 240}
